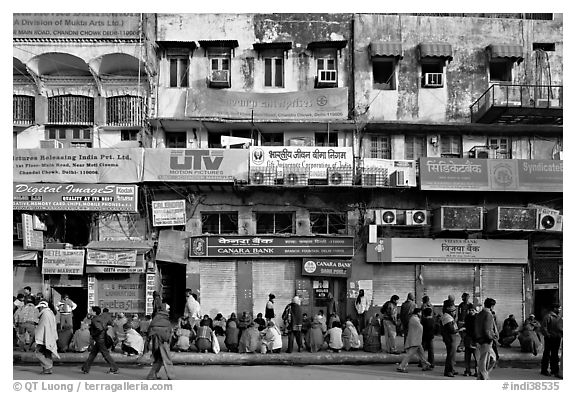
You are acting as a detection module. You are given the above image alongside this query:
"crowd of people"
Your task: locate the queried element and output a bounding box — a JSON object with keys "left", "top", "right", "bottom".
{"left": 13, "top": 286, "right": 562, "bottom": 380}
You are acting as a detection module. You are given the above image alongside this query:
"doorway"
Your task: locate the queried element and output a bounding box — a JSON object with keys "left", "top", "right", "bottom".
{"left": 158, "top": 262, "right": 186, "bottom": 320}
{"left": 51, "top": 286, "right": 87, "bottom": 331}
{"left": 310, "top": 277, "right": 348, "bottom": 325}
{"left": 533, "top": 288, "right": 559, "bottom": 320}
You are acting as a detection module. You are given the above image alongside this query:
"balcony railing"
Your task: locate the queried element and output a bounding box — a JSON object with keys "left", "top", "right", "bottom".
{"left": 470, "top": 84, "right": 563, "bottom": 124}
{"left": 48, "top": 95, "right": 94, "bottom": 125}
{"left": 13, "top": 95, "right": 35, "bottom": 125}
{"left": 106, "top": 95, "right": 147, "bottom": 127}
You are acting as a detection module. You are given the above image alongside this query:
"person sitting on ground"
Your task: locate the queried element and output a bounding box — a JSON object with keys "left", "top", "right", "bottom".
{"left": 328, "top": 312, "right": 341, "bottom": 329}
{"left": 213, "top": 313, "right": 227, "bottom": 336}
{"left": 317, "top": 310, "right": 327, "bottom": 334}
{"left": 518, "top": 314, "right": 541, "bottom": 356}
{"left": 342, "top": 320, "right": 361, "bottom": 351}
{"left": 308, "top": 314, "right": 325, "bottom": 352}
{"left": 112, "top": 312, "right": 128, "bottom": 350}
{"left": 237, "top": 311, "right": 252, "bottom": 341}
{"left": 498, "top": 314, "right": 519, "bottom": 347}
{"left": 195, "top": 318, "right": 213, "bottom": 353}
{"left": 122, "top": 322, "right": 144, "bottom": 356}
{"left": 254, "top": 312, "right": 266, "bottom": 331}
{"left": 363, "top": 315, "right": 382, "bottom": 353}
{"left": 301, "top": 313, "right": 311, "bottom": 350}
{"left": 131, "top": 314, "right": 141, "bottom": 333}
{"left": 202, "top": 314, "right": 213, "bottom": 330}
{"left": 260, "top": 320, "right": 282, "bottom": 354}
{"left": 172, "top": 325, "right": 193, "bottom": 352}
{"left": 56, "top": 324, "right": 73, "bottom": 353}
{"left": 239, "top": 321, "right": 261, "bottom": 353}
{"left": 324, "top": 320, "right": 344, "bottom": 352}
{"left": 224, "top": 320, "right": 239, "bottom": 353}
{"left": 69, "top": 321, "right": 91, "bottom": 353}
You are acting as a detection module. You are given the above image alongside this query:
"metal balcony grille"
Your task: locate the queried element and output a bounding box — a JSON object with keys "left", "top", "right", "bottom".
{"left": 13, "top": 95, "right": 35, "bottom": 125}
{"left": 48, "top": 95, "right": 94, "bottom": 125}
{"left": 106, "top": 95, "right": 146, "bottom": 127}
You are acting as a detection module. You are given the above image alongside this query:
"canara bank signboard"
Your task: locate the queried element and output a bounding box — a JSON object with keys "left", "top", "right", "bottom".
{"left": 143, "top": 149, "right": 249, "bottom": 182}
{"left": 13, "top": 13, "right": 141, "bottom": 39}
{"left": 302, "top": 258, "right": 352, "bottom": 277}
{"left": 189, "top": 236, "right": 354, "bottom": 258}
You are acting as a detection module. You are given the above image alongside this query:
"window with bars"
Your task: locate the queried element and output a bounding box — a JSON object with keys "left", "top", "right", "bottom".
{"left": 256, "top": 212, "right": 294, "bottom": 234}
{"left": 209, "top": 56, "right": 231, "bottom": 87}
{"left": 106, "top": 95, "right": 146, "bottom": 127}
{"left": 488, "top": 137, "right": 511, "bottom": 159}
{"left": 169, "top": 57, "right": 189, "bottom": 88}
{"left": 13, "top": 95, "right": 35, "bottom": 124}
{"left": 440, "top": 135, "right": 462, "bottom": 157}
{"left": 48, "top": 95, "right": 94, "bottom": 125}
{"left": 404, "top": 135, "right": 426, "bottom": 160}
{"left": 264, "top": 57, "right": 284, "bottom": 87}
{"left": 310, "top": 212, "right": 347, "bottom": 235}
{"left": 45, "top": 127, "right": 92, "bottom": 147}
{"left": 201, "top": 212, "right": 238, "bottom": 234}
{"left": 368, "top": 135, "right": 391, "bottom": 159}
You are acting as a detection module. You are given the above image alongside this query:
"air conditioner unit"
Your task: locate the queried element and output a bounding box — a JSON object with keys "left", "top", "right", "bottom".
{"left": 390, "top": 171, "right": 408, "bottom": 187}
{"left": 406, "top": 210, "right": 428, "bottom": 226}
{"left": 486, "top": 207, "right": 538, "bottom": 232}
{"left": 368, "top": 224, "right": 378, "bottom": 243}
{"left": 209, "top": 70, "right": 230, "bottom": 87}
{"left": 318, "top": 69, "right": 337, "bottom": 84}
{"left": 432, "top": 206, "right": 483, "bottom": 232}
{"left": 423, "top": 73, "right": 443, "bottom": 87}
{"left": 536, "top": 98, "right": 560, "bottom": 108}
{"left": 538, "top": 210, "right": 562, "bottom": 232}
{"left": 327, "top": 167, "right": 353, "bottom": 186}
{"left": 40, "top": 140, "right": 63, "bottom": 148}
{"left": 283, "top": 170, "right": 309, "bottom": 186}
{"left": 250, "top": 168, "right": 276, "bottom": 186}
{"left": 375, "top": 209, "right": 397, "bottom": 225}
{"left": 469, "top": 146, "right": 490, "bottom": 159}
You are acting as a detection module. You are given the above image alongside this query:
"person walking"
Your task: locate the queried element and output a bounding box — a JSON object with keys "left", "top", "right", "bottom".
{"left": 457, "top": 292, "right": 471, "bottom": 352}
{"left": 440, "top": 299, "right": 460, "bottom": 377}
{"left": 421, "top": 306, "right": 436, "bottom": 368}
{"left": 34, "top": 301, "right": 60, "bottom": 375}
{"left": 541, "top": 303, "right": 562, "bottom": 378}
{"left": 400, "top": 292, "right": 416, "bottom": 349}
{"left": 396, "top": 308, "right": 432, "bottom": 373}
{"left": 354, "top": 289, "right": 369, "bottom": 333}
{"left": 463, "top": 304, "right": 479, "bottom": 377}
{"left": 265, "top": 293, "right": 275, "bottom": 323}
{"left": 284, "top": 296, "right": 303, "bottom": 353}
{"left": 475, "top": 298, "right": 498, "bottom": 380}
{"left": 14, "top": 297, "right": 39, "bottom": 352}
{"left": 147, "top": 303, "right": 175, "bottom": 380}
{"left": 183, "top": 289, "right": 201, "bottom": 330}
{"left": 57, "top": 294, "right": 77, "bottom": 330}
{"left": 381, "top": 295, "right": 400, "bottom": 354}
{"left": 81, "top": 306, "right": 119, "bottom": 375}
{"left": 152, "top": 291, "right": 162, "bottom": 318}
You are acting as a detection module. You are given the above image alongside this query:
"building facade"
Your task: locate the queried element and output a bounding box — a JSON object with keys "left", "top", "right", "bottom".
{"left": 13, "top": 13, "right": 562, "bottom": 327}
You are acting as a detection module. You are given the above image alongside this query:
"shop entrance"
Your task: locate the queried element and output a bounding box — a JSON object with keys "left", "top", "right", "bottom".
{"left": 158, "top": 262, "right": 187, "bottom": 320}
{"left": 533, "top": 288, "right": 559, "bottom": 321}
{"left": 51, "top": 286, "right": 87, "bottom": 331}
{"left": 310, "top": 277, "right": 347, "bottom": 324}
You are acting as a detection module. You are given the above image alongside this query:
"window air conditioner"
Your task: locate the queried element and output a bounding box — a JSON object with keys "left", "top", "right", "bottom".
{"left": 390, "top": 171, "right": 408, "bottom": 187}
{"left": 327, "top": 167, "right": 353, "bottom": 186}
{"left": 318, "top": 69, "right": 337, "bottom": 84}
{"left": 375, "top": 209, "right": 397, "bottom": 225}
{"left": 405, "top": 210, "right": 428, "bottom": 226}
{"left": 423, "top": 73, "right": 443, "bottom": 87}
{"left": 40, "top": 140, "right": 63, "bottom": 148}
{"left": 538, "top": 208, "right": 563, "bottom": 232}
{"left": 209, "top": 70, "right": 230, "bottom": 87}
{"left": 469, "top": 146, "right": 490, "bottom": 159}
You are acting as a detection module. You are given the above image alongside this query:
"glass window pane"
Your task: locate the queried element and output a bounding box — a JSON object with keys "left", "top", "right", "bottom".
{"left": 220, "top": 213, "right": 238, "bottom": 234}
{"left": 211, "top": 59, "right": 219, "bottom": 70}
{"left": 222, "top": 58, "right": 229, "bottom": 70}
{"left": 170, "top": 59, "right": 178, "bottom": 87}
{"left": 256, "top": 213, "right": 275, "bottom": 234}
{"left": 274, "top": 213, "right": 294, "bottom": 234}
{"left": 264, "top": 58, "right": 272, "bottom": 86}
{"left": 327, "top": 59, "right": 335, "bottom": 70}
{"left": 328, "top": 213, "right": 347, "bottom": 234}
{"left": 48, "top": 129, "right": 56, "bottom": 139}
{"left": 275, "top": 58, "right": 283, "bottom": 87}
{"left": 317, "top": 59, "right": 324, "bottom": 70}
{"left": 310, "top": 213, "right": 327, "bottom": 234}
{"left": 179, "top": 59, "right": 188, "bottom": 87}
{"left": 201, "top": 213, "right": 220, "bottom": 234}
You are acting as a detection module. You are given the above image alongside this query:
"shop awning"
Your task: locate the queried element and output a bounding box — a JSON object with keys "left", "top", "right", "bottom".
{"left": 13, "top": 245, "right": 38, "bottom": 261}
{"left": 369, "top": 41, "right": 403, "bottom": 59}
{"left": 198, "top": 39, "right": 239, "bottom": 48}
{"left": 156, "top": 40, "right": 197, "bottom": 50}
{"left": 253, "top": 41, "right": 293, "bottom": 51}
{"left": 85, "top": 240, "right": 152, "bottom": 274}
{"left": 155, "top": 229, "right": 191, "bottom": 265}
{"left": 307, "top": 40, "right": 348, "bottom": 50}
{"left": 418, "top": 42, "right": 453, "bottom": 62}
{"left": 486, "top": 44, "right": 524, "bottom": 64}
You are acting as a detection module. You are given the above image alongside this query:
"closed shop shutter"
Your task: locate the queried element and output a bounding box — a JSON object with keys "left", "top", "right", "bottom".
{"left": 200, "top": 260, "right": 237, "bottom": 318}
{"left": 422, "top": 264, "right": 475, "bottom": 306}
{"left": 252, "top": 260, "right": 296, "bottom": 320}
{"left": 372, "top": 264, "right": 416, "bottom": 307}
{"left": 481, "top": 265, "right": 524, "bottom": 330}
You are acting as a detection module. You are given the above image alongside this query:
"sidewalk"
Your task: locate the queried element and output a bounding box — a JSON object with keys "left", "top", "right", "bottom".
{"left": 13, "top": 336, "right": 541, "bottom": 366}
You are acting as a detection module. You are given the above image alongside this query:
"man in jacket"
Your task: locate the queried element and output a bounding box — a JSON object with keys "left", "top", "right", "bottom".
{"left": 34, "top": 301, "right": 60, "bottom": 375}
{"left": 457, "top": 292, "right": 471, "bottom": 352}
{"left": 81, "top": 306, "right": 119, "bottom": 375}
{"left": 441, "top": 299, "right": 460, "bottom": 377}
{"left": 14, "top": 298, "right": 39, "bottom": 351}
{"left": 397, "top": 308, "right": 432, "bottom": 373}
{"left": 400, "top": 292, "right": 416, "bottom": 348}
{"left": 183, "top": 290, "right": 201, "bottom": 330}
{"left": 381, "top": 295, "right": 400, "bottom": 354}
{"left": 541, "top": 303, "right": 562, "bottom": 378}
{"left": 475, "top": 298, "right": 498, "bottom": 380}
{"left": 57, "top": 294, "right": 77, "bottom": 330}
{"left": 285, "top": 296, "right": 303, "bottom": 353}
{"left": 147, "top": 303, "right": 175, "bottom": 380}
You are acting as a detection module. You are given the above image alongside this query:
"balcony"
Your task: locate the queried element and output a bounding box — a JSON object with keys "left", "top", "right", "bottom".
{"left": 13, "top": 95, "right": 35, "bottom": 126}
{"left": 470, "top": 84, "right": 562, "bottom": 125}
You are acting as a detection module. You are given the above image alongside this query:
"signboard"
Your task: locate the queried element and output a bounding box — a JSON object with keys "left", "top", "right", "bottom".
{"left": 302, "top": 258, "right": 352, "bottom": 277}
{"left": 13, "top": 183, "right": 138, "bottom": 212}
{"left": 152, "top": 200, "right": 186, "bottom": 227}
{"left": 155, "top": 229, "right": 191, "bottom": 264}
{"left": 420, "top": 158, "right": 562, "bottom": 192}
{"left": 186, "top": 88, "right": 348, "bottom": 121}
{"left": 87, "top": 275, "right": 96, "bottom": 309}
{"left": 13, "top": 13, "right": 141, "bottom": 39}
{"left": 42, "top": 249, "right": 85, "bottom": 275}
{"left": 86, "top": 250, "right": 137, "bottom": 266}
{"left": 189, "top": 236, "right": 354, "bottom": 258}
{"left": 96, "top": 275, "right": 146, "bottom": 315}
{"left": 366, "top": 238, "right": 528, "bottom": 264}
{"left": 13, "top": 148, "right": 144, "bottom": 183}
{"left": 143, "top": 149, "right": 249, "bottom": 182}
{"left": 249, "top": 146, "right": 353, "bottom": 179}
{"left": 146, "top": 273, "right": 155, "bottom": 316}
{"left": 98, "top": 213, "right": 146, "bottom": 241}
{"left": 22, "top": 213, "right": 44, "bottom": 251}
{"left": 313, "top": 280, "right": 330, "bottom": 299}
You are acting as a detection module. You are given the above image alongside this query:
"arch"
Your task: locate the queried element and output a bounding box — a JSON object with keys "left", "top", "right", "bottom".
{"left": 90, "top": 53, "right": 147, "bottom": 77}
{"left": 27, "top": 52, "right": 91, "bottom": 77}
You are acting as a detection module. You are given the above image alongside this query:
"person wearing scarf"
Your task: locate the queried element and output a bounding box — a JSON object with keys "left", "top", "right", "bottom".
{"left": 70, "top": 321, "right": 91, "bottom": 353}
{"left": 363, "top": 315, "right": 382, "bottom": 353}
{"left": 239, "top": 321, "right": 261, "bottom": 353}
{"left": 260, "top": 320, "right": 283, "bottom": 353}
{"left": 147, "top": 303, "right": 175, "bottom": 380}
{"left": 308, "top": 315, "right": 325, "bottom": 352}
{"left": 34, "top": 301, "right": 60, "bottom": 374}
{"left": 441, "top": 299, "right": 460, "bottom": 377}
{"left": 224, "top": 320, "right": 239, "bottom": 352}
{"left": 342, "top": 320, "right": 361, "bottom": 351}
{"left": 355, "top": 289, "right": 369, "bottom": 333}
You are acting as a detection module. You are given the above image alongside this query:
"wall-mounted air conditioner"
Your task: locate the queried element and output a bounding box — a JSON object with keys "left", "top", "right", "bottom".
{"left": 209, "top": 70, "right": 230, "bottom": 87}
{"left": 375, "top": 209, "right": 397, "bottom": 225}
{"left": 432, "top": 206, "right": 483, "bottom": 232}
{"left": 249, "top": 168, "right": 276, "bottom": 186}
{"left": 486, "top": 207, "right": 538, "bottom": 232}
{"left": 390, "top": 171, "right": 408, "bottom": 187}
{"left": 469, "top": 146, "right": 490, "bottom": 159}
{"left": 283, "top": 170, "right": 309, "bottom": 186}
{"left": 423, "top": 73, "right": 443, "bottom": 87}
{"left": 327, "top": 167, "right": 353, "bottom": 186}
{"left": 537, "top": 208, "right": 563, "bottom": 232}
{"left": 405, "top": 210, "right": 428, "bottom": 226}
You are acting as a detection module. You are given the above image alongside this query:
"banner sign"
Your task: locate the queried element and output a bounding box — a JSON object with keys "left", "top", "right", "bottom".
{"left": 145, "top": 273, "right": 155, "bottom": 316}
{"left": 22, "top": 213, "right": 44, "bottom": 251}
{"left": 186, "top": 88, "right": 348, "bottom": 120}
{"left": 419, "top": 158, "right": 562, "bottom": 192}
{"left": 190, "top": 236, "right": 354, "bottom": 258}
{"left": 96, "top": 275, "right": 146, "bottom": 315}
{"left": 302, "top": 258, "right": 352, "bottom": 277}
{"left": 13, "top": 148, "right": 144, "bottom": 183}
{"left": 13, "top": 13, "right": 141, "bottom": 39}
{"left": 143, "top": 149, "right": 249, "bottom": 182}
{"left": 87, "top": 249, "right": 137, "bottom": 266}
{"left": 367, "top": 238, "right": 528, "bottom": 264}
{"left": 42, "top": 249, "right": 85, "bottom": 275}
{"left": 13, "top": 183, "right": 138, "bottom": 212}
{"left": 249, "top": 146, "right": 353, "bottom": 178}
{"left": 152, "top": 200, "right": 186, "bottom": 226}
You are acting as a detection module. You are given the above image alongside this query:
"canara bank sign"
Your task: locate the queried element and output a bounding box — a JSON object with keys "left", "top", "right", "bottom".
{"left": 302, "top": 258, "right": 352, "bottom": 277}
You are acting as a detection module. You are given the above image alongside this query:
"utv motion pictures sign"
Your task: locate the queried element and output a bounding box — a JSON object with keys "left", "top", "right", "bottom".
{"left": 143, "top": 149, "right": 249, "bottom": 182}
{"left": 190, "top": 236, "right": 354, "bottom": 258}
{"left": 13, "top": 184, "right": 138, "bottom": 212}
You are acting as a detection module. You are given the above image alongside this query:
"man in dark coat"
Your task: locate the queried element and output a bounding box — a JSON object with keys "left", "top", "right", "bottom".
{"left": 540, "top": 303, "right": 562, "bottom": 378}
{"left": 475, "top": 298, "right": 498, "bottom": 380}
{"left": 147, "top": 303, "right": 175, "bottom": 380}
{"left": 381, "top": 295, "right": 400, "bottom": 354}
{"left": 285, "top": 296, "right": 303, "bottom": 353}
{"left": 400, "top": 292, "right": 416, "bottom": 348}
{"left": 81, "top": 306, "right": 118, "bottom": 375}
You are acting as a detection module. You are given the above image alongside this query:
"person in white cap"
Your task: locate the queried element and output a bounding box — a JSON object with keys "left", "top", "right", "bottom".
{"left": 34, "top": 300, "right": 60, "bottom": 374}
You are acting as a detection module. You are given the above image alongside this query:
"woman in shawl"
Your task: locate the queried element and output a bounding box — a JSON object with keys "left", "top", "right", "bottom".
{"left": 195, "top": 319, "right": 213, "bottom": 353}
{"left": 518, "top": 314, "right": 542, "bottom": 356}
{"left": 69, "top": 321, "right": 91, "bottom": 352}
{"left": 239, "top": 321, "right": 261, "bottom": 353}
{"left": 224, "top": 320, "right": 239, "bottom": 352}
{"left": 152, "top": 291, "right": 162, "bottom": 318}
{"left": 147, "top": 303, "right": 175, "bottom": 380}
{"left": 260, "top": 320, "right": 283, "bottom": 353}
{"left": 34, "top": 301, "right": 60, "bottom": 374}
{"left": 308, "top": 315, "right": 325, "bottom": 352}
{"left": 213, "top": 313, "right": 227, "bottom": 336}
{"left": 363, "top": 315, "right": 382, "bottom": 353}
{"left": 342, "top": 320, "right": 361, "bottom": 351}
